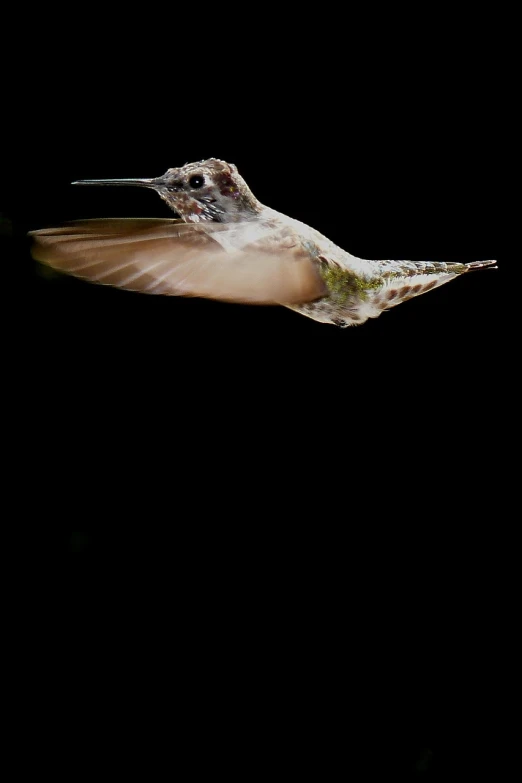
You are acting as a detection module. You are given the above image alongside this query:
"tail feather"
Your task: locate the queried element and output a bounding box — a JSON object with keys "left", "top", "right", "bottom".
{"left": 465, "top": 260, "right": 497, "bottom": 271}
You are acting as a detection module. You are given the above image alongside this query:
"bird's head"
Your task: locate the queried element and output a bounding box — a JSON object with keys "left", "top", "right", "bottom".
{"left": 73, "top": 159, "right": 261, "bottom": 223}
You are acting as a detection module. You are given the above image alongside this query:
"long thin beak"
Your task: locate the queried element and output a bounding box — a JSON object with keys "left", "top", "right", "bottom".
{"left": 72, "top": 178, "right": 158, "bottom": 188}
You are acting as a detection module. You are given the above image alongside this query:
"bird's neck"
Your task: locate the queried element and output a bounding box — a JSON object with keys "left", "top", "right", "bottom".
{"left": 160, "top": 191, "right": 264, "bottom": 224}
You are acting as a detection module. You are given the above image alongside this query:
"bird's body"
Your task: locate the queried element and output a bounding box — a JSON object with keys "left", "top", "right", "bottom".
{"left": 30, "top": 159, "right": 496, "bottom": 327}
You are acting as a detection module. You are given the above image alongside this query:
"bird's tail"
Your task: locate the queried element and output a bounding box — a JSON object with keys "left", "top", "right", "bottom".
{"left": 465, "top": 260, "right": 497, "bottom": 271}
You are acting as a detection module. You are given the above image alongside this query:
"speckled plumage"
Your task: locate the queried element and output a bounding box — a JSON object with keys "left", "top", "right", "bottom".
{"left": 30, "top": 158, "right": 496, "bottom": 326}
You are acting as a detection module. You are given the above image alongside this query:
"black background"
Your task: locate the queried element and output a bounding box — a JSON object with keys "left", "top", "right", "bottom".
{"left": 3, "top": 20, "right": 508, "bottom": 404}
{"left": 3, "top": 16, "right": 512, "bottom": 777}
{"left": 19, "top": 529, "right": 510, "bottom": 779}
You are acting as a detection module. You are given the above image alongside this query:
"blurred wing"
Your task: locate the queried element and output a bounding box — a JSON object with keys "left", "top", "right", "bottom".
{"left": 29, "top": 218, "right": 327, "bottom": 305}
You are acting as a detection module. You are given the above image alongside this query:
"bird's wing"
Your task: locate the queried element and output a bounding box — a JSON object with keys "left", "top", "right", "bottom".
{"left": 29, "top": 218, "right": 327, "bottom": 305}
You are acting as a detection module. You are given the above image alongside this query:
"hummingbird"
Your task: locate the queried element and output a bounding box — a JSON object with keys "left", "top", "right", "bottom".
{"left": 30, "top": 158, "right": 496, "bottom": 327}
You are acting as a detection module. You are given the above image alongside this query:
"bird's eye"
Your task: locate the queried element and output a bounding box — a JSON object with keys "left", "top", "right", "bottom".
{"left": 189, "top": 175, "right": 205, "bottom": 189}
